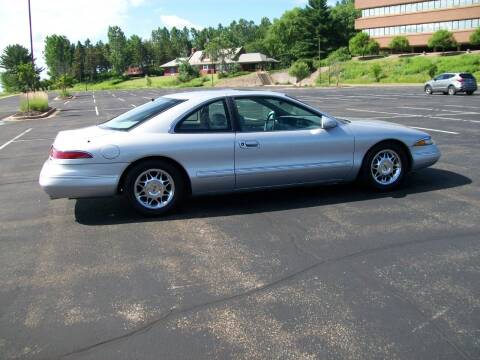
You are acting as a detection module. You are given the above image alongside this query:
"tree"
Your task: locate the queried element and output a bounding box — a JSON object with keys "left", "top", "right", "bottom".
{"left": 389, "top": 36, "right": 410, "bottom": 53}
{"left": 0, "top": 44, "right": 30, "bottom": 71}
{"left": 469, "top": 27, "right": 480, "bottom": 46}
{"left": 107, "top": 26, "right": 128, "bottom": 75}
{"left": 127, "top": 35, "right": 146, "bottom": 68}
{"left": 349, "top": 32, "right": 379, "bottom": 56}
{"left": 289, "top": 60, "right": 311, "bottom": 82}
{"left": 204, "top": 35, "right": 234, "bottom": 74}
{"left": 303, "top": 0, "right": 333, "bottom": 59}
{"left": 264, "top": 8, "right": 310, "bottom": 65}
{"left": 330, "top": 0, "right": 359, "bottom": 49}
{"left": 178, "top": 60, "right": 199, "bottom": 82}
{"left": 72, "top": 41, "right": 85, "bottom": 81}
{"left": 0, "top": 44, "right": 42, "bottom": 92}
{"left": 428, "top": 30, "right": 457, "bottom": 52}
{"left": 44, "top": 35, "right": 72, "bottom": 80}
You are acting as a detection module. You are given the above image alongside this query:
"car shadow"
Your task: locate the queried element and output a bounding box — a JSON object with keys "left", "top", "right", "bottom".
{"left": 74, "top": 168, "right": 472, "bottom": 226}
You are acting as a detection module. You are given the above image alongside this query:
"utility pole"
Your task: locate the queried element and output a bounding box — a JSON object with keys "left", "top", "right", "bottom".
{"left": 318, "top": 37, "right": 321, "bottom": 84}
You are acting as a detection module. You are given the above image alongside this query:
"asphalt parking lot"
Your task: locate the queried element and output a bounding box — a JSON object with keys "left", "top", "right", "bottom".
{"left": 0, "top": 86, "right": 479, "bottom": 359}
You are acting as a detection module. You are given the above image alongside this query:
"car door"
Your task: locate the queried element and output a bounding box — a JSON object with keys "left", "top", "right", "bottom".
{"left": 173, "top": 98, "right": 235, "bottom": 194}
{"left": 232, "top": 96, "right": 354, "bottom": 190}
{"left": 432, "top": 74, "right": 446, "bottom": 91}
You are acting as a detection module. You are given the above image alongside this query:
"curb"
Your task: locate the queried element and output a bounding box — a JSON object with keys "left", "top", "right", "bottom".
{"left": 5, "top": 107, "right": 58, "bottom": 122}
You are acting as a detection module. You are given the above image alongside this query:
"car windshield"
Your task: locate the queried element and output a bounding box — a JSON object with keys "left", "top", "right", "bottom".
{"left": 100, "top": 97, "right": 184, "bottom": 130}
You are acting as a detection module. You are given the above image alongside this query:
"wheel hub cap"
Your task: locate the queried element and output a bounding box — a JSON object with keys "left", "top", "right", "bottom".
{"left": 371, "top": 149, "right": 402, "bottom": 186}
{"left": 134, "top": 169, "right": 175, "bottom": 209}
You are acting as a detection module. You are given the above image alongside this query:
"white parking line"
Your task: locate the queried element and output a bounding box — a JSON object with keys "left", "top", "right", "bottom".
{"left": 444, "top": 104, "right": 480, "bottom": 109}
{"left": 345, "top": 108, "right": 420, "bottom": 117}
{"left": 0, "top": 128, "right": 32, "bottom": 150}
{"left": 112, "top": 94, "right": 116, "bottom": 97}
{"left": 130, "top": 104, "right": 136, "bottom": 108}
{"left": 410, "top": 126, "right": 459, "bottom": 135}
{"left": 399, "top": 106, "right": 433, "bottom": 111}
{"left": 118, "top": 98, "right": 125, "bottom": 102}
{"left": 143, "top": 96, "right": 152, "bottom": 100}
{"left": 64, "top": 100, "right": 70, "bottom": 105}
{"left": 95, "top": 106, "right": 99, "bottom": 116}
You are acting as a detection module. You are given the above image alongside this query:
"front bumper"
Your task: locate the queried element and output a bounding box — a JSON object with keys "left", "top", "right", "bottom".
{"left": 411, "top": 144, "right": 441, "bottom": 171}
{"left": 39, "top": 160, "right": 127, "bottom": 199}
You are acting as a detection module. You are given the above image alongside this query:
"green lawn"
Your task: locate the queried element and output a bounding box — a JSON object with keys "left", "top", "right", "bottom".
{"left": 69, "top": 75, "right": 219, "bottom": 91}
{"left": 316, "top": 53, "right": 480, "bottom": 86}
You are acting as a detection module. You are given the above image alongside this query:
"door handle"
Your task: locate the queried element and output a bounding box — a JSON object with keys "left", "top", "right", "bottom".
{"left": 239, "top": 140, "right": 259, "bottom": 148}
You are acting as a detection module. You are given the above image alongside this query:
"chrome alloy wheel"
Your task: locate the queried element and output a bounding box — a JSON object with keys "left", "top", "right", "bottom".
{"left": 134, "top": 169, "right": 175, "bottom": 209}
{"left": 370, "top": 149, "right": 402, "bottom": 186}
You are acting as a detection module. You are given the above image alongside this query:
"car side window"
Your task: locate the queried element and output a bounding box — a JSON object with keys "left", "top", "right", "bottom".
{"left": 176, "top": 100, "right": 231, "bottom": 132}
{"left": 234, "top": 97, "right": 323, "bottom": 132}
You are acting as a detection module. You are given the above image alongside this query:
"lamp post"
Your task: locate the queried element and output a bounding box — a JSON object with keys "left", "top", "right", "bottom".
{"left": 28, "top": 0, "right": 34, "bottom": 66}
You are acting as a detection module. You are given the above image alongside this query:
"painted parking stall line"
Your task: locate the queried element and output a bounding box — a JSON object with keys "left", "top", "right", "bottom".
{"left": 0, "top": 128, "right": 32, "bottom": 150}
{"left": 409, "top": 126, "right": 459, "bottom": 135}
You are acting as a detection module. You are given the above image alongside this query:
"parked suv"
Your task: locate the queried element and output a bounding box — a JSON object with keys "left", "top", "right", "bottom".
{"left": 424, "top": 72, "right": 477, "bottom": 95}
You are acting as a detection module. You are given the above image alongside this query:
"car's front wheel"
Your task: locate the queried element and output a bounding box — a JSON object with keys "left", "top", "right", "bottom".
{"left": 424, "top": 85, "right": 433, "bottom": 95}
{"left": 124, "top": 160, "right": 186, "bottom": 216}
{"left": 361, "top": 143, "right": 408, "bottom": 191}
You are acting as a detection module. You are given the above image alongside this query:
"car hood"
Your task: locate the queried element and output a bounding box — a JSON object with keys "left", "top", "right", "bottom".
{"left": 344, "top": 119, "right": 428, "bottom": 140}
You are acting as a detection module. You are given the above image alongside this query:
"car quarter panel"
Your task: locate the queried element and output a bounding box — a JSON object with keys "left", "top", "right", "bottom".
{"left": 114, "top": 133, "right": 236, "bottom": 195}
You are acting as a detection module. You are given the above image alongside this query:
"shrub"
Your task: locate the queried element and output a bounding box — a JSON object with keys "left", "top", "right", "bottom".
{"left": 20, "top": 91, "right": 49, "bottom": 112}
{"left": 428, "top": 30, "right": 457, "bottom": 52}
{"left": 325, "top": 47, "right": 351, "bottom": 65}
{"left": 428, "top": 64, "right": 438, "bottom": 78}
{"left": 470, "top": 28, "right": 480, "bottom": 46}
{"left": 349, "top": 32, "right": 380, "bottom": 57}
{"left": 289, "top": 61, "right": 311, "bottom": 82}
{"left": 389, "top": 36, "right": 410, "bottom": 53}
{"left": 371, "top": 63, "right": 383, "bottom": 82}
{"left": 178, "top": 60, "right": 200, "bottom": 82}
{"left": 145, "top": 75, "right": 152, "bottom": 87}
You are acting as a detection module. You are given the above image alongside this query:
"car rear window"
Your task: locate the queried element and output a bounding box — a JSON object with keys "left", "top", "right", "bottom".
{"left": 100, "top": 97, "right": 184, "bottom": 130}
{"left": 460, "top": 73, "right": 474, "bottom": 79}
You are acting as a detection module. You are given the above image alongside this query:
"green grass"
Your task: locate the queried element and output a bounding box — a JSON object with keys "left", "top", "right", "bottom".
{"left": 70, "top": 75, "right": 218, "bottom": 91}
{"left": 316, "top": 53, "right": 480, "bottom": 86}
{"left": 20, "top": 92, "right": 49, "bottom": 112}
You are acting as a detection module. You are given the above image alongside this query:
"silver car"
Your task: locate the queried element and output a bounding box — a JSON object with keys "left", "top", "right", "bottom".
{"left": 424, "top": 72, "right": 477, "bottom": 95}
{"left": 39, "top": 90, "right": 441, "bottom": 216}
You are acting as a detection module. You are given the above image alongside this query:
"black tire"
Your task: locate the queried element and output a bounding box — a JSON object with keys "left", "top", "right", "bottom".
{"left": 448, "top": 85, "right": 456, "bottom": 95}
{"left": 360, "top": 142, "right": 408, "bottom": 191}
{"left": 466, "top": 91, "right": 474, "bottom": 95}
{"left": 424, "top": 85, "right": 433, "bottom": 95}
{"left": 124, "top": 159, "right": 186, "bottom": 216}
{"left": 442, "top": 91, "right": 448, "bottom": 95}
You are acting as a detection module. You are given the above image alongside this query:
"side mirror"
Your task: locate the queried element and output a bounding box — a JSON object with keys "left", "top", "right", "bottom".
{"left": 322, "top": 116, "right": 337, "bottom": 130}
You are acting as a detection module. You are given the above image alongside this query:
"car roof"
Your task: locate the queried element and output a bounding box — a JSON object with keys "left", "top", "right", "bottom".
{"left": 163, "top": 89, "right": 287, "bottom": 100}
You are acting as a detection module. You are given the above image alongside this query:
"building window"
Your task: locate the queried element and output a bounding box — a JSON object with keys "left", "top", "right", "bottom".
{"left": 361, "top": 0, "right": 478, "bottom": 18}
{"left": 364, "top": 18, "right": 480, "bottom": 37}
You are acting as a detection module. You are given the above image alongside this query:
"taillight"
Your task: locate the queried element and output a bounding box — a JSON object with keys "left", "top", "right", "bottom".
{"left": 457, "top": 77, "right": 465, "bottom": 83}
{"left": 49, "top": 146, "right": 93, "bottom": 159}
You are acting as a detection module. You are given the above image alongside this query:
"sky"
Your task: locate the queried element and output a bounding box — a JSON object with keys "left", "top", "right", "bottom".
{"left": 0, "top": 0, "right": 337, "bottom": 76}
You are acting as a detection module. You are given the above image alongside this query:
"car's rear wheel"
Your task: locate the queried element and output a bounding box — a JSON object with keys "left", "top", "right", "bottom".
{"left": 124, "top": 160, "right": 186, "bottom": 216}
{"left": 466, "top": 91, "right": 474, "bottom": 95}
{"left": 424, "top": 85, "right": 433, "bottom": 95}
{"left": 361, "top": 143, "right": 408, "bottom": 191}
{"left": 448, "top": 85, "right": 456, "bottom": 95}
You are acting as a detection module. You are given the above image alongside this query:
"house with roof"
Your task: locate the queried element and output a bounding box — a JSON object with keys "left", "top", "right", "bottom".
{"left": 160, "top": 47, "right": 278, "bottom": 76}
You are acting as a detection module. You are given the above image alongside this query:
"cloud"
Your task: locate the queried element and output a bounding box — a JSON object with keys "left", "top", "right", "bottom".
{"left": 0, "top": 0, "right": 144, "bottom": 76}
{"left": 160, "top": 15, "right": 203, "bottom": 30}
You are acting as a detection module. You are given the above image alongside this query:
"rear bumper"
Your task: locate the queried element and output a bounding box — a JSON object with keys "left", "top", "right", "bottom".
{"left": 39, "top": 160, "right": 127, "bottom": 199}
{"left": 411, "top": 144, "right": 441, "bottom": 171}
